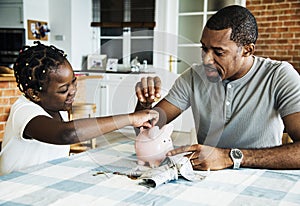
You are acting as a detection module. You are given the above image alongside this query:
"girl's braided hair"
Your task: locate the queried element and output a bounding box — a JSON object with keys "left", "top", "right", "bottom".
{"left": 13, "top": 41, "right": 68, "bottom": 97}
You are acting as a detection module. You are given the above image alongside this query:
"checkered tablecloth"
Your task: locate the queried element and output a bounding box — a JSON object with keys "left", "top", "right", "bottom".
{"left": 1, "top": 140, "right": 300, "bottom": 205}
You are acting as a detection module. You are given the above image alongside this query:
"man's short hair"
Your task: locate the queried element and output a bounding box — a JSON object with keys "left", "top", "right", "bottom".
{"left": 206, "top": 5, "right": 258, "bottom": 46}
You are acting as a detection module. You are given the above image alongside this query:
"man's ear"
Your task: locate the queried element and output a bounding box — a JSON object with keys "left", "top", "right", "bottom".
{"left": 27, "top": 88, "right": 41, "bottom": 102}
{"left": 242, "top": 43, "right": 255, "bottom": 57}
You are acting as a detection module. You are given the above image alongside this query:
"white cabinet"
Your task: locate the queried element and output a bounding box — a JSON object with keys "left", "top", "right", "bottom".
{"left": 0, "top": 0, "right": 23, "bottom": 28}
{"left": 85, "top": 74, "right": 140, "bottom": 117}
{"left": 84, "top": 71, "right": 195, "bottom": 133}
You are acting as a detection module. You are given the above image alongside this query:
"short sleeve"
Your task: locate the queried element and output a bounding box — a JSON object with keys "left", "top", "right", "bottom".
{"left": 10, "top": 99, "right": 51, "bottom": 139}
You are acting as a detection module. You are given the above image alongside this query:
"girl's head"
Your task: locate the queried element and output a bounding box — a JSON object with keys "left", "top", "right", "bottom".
{"left": 13, "top": 41, "right": 77, "bottom": 113}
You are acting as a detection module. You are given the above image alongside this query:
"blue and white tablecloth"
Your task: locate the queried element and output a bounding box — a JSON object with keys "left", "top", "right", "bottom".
{"left": 1, "top": 140, "right": 300, "bottom": 205}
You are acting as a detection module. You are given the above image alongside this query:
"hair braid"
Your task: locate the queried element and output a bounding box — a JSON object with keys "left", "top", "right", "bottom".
{"left": 13, "top": 41, "right": 67, "bottom": 97}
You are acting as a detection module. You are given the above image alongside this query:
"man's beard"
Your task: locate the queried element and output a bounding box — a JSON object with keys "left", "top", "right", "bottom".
{"left": 204, "top": 65, "right": 222, "bottom": 83}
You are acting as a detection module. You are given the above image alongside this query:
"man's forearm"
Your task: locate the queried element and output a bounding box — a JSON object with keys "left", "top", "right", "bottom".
{"left": 135, "top": 101, "right": 152, "bottom": 112}
{"left": 241, "top": 142, "right": 300, "bottom": 169}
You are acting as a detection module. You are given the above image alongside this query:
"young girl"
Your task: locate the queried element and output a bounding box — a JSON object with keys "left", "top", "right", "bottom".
{"left": 0, "top": 41, "right": 159, "bottom": 175}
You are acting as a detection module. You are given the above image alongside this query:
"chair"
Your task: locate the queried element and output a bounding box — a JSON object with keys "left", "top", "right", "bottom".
{"left": 282, "top": 133, "right": 293, "bottom": 144}
{"left": 69, "top": 103, "right": 97, "bottom": 154}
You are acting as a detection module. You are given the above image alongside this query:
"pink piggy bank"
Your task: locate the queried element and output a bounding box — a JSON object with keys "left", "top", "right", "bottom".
{"left": 135, "top": 124, "right": 174, "bottom": 168}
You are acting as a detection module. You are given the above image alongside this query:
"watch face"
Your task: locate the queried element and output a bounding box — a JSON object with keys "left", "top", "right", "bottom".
{"left": 232, "top": 149, "right": 243, "bottom": 159}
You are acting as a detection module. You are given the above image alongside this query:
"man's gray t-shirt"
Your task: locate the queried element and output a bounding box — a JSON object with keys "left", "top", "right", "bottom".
{"left": 165, "top": 56, "right": 300, "bottom": 148}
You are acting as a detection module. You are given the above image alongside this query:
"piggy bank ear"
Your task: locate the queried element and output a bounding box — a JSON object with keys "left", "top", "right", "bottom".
{"left": 148, "top": 126, "right": 159, "bottom": 139}
{"left": 161, "top": 124, "right": 174, "bottom": 135}
{"left": 139, "top": 127, "right": 145, "bottom": 133}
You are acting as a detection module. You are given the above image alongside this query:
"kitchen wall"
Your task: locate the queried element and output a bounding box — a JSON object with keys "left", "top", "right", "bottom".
{"left": 247, "top": 0, "right": 300, "bottom": 73}
{"left": 0, "top": 81, "right": 21, "bottom": 140}
{"left": 23, "top": 0, "right": 49, "bottom": 45}
{"left": 22, "top": 0, "right": 93, "bottom": 70}
{"left": 48, "top": 0, "right": 93, "bottom": 70}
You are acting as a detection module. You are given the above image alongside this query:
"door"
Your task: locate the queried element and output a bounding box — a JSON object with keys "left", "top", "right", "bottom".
{"left": 155, "top": 0, "right": 246, "bottom": 74}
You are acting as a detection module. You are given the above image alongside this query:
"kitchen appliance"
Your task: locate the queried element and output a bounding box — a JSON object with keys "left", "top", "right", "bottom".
{"left": 0, "top": 28, "right": 25, "bottom": 67}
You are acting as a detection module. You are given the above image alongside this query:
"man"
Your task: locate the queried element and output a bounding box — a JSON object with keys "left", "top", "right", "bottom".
{"left": 135, "top": 5, "right": 300, "bottom": 170}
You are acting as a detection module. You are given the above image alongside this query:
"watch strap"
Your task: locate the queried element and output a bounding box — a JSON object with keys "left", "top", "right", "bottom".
{"left": 230, "top": 148, "right": 243, "bottom": 169}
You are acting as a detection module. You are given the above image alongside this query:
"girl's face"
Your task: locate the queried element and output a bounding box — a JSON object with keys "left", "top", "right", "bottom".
{"left": 38, "top": 61, "right": 77, "bottom": 115}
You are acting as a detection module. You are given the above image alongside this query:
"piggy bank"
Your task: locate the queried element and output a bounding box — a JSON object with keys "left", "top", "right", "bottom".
{"left": 135, "top": 124, "right": 174, "bottom": 168}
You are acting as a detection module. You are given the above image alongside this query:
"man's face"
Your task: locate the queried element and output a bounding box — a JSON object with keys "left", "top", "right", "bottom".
{"left": 200, "top": 27, "right": 247, "bottom": 82}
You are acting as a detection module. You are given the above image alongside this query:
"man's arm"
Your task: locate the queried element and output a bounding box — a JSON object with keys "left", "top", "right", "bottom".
{"left": 167, "top": 112, "right": 300, "bottom": 170}
{"left": 135, "top": 76, "right": 182, "bottom": 128}
{"left": 241, "top": 112, "right": 300, "bottom": 169}
{"left": 135, "top": 98, "right": 182, "bottom": 128}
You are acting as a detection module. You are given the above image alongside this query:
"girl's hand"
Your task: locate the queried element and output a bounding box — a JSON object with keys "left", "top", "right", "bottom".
{"left": 129, "top": 109, "right": 159, "bottom": 128}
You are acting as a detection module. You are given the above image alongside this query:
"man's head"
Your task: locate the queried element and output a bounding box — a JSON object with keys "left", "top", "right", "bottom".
{"left": 206, "top": 5, "right": 258, "bottom": 47}
{"left": 200, "top": 5, "right": 257, "bottom": 82}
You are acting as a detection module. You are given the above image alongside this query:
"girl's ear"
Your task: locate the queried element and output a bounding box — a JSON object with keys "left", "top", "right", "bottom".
{"left": 242, "top": 43, "right": 255, "bottom": 57}
{"left": 27, "top": 88, "right": 41, "bottom": 102}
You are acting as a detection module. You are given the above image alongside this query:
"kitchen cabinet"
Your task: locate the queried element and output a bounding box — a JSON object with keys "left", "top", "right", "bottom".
{"left": 85, "top": 73, "right": 139, "bottom": 117}
{"left": 83, "top": 72, "right": 195, "bottom": 133}
{"left": 0, "top": 0, "right": 23, "bottom": 28}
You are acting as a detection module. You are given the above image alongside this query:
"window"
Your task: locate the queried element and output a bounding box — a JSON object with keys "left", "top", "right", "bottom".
{"left": 91, "top": 0, "right": 155, "bottom": 65}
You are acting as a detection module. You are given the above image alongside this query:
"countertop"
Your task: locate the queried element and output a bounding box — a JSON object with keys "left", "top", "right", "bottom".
{"left": 0, "top": 74, "right": 104, "bottom": 82}
{"left": 0, "top": 69, "right": 154, "bottom": 82}
{"left": 74, "top": 69, "right": 155, "bottom": 75}
{"left": 0, "top": 74, "right": 15, "bottom": 81}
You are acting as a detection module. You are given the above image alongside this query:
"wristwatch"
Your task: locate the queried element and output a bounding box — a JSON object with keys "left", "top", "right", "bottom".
{"left": 230, "top": 148, "right": 243, "bottom": 169}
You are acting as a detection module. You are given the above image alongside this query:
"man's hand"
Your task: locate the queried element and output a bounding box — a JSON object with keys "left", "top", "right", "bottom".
{"left": 135, "top": 76, "right": 161, "bottom": 108}
{"left": 129, "top": 109, "right": 159, "bottom": 128}
{"left": 167, "top": 144, "right": 232, "bottom": 170}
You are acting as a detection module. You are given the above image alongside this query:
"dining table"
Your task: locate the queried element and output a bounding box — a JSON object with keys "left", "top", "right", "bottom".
{"left": 1, "top": 139, "right": 300, "bottom": 206}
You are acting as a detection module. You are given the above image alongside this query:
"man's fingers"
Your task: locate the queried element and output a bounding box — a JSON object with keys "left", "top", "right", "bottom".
{"left": 135, "top": 82, "right": 146, "bottom": 102}
{"left": 167, "top": 145, "right": 196, "bottom": 156}
{"left": 154, "top": 76, "right": 161, "bottom": 99}
{"left": 136, "top": 76, "right": 161, "bottom": 103}
{"left": 141, "top": 77, "right": 148, "bottom": 97}
{"left": 147, "top": 77, "right": 155, "bottom": 100}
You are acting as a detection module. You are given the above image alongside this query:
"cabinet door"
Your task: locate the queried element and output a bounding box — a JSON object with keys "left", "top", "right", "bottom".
{"left": 85, "top": 75, "right": 138, "bottom": 117}
{"left": 85, "top": 79, "right": 102, "bottom": 116}
{"left": 0, "top": 1, "right": 23, "bottom": 28}
{"left": 105, "top": 74, "right": 139, "bottom": 115}
{"left": 98, "top": 83, "right": 109, "bottom": 116}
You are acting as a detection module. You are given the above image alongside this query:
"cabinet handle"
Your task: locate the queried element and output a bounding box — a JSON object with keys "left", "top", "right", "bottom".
{"left": 100, "top": 85, "right": 107, "bottom": 89}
